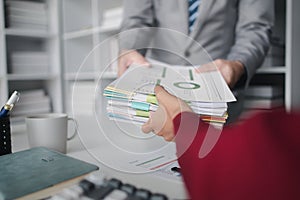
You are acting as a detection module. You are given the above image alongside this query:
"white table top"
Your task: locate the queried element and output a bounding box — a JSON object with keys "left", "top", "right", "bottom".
{"left": 10, "top": 115, "right": 188, "bottom": 199}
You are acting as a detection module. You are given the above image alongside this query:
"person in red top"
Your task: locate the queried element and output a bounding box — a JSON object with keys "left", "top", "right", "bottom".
{"left": 142, "top": 85, "right": 300, "bottom": 200}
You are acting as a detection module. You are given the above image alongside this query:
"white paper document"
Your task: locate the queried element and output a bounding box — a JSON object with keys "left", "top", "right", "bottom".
{"left": 110, "top": 60, "right": 236, "bottom": 103}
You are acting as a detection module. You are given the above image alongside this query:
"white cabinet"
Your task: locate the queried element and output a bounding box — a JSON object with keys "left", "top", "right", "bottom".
{"left": 61, "top": 0, "right": 122, "bottom": 115}
{"left": 285, "top": 0, "right": 300, "bottom": 110}
{"left": 249, "top": 0, "right": 300, "bottom": 111}
{"left": 0, "top": 0, "right": 63, "bottom": 122}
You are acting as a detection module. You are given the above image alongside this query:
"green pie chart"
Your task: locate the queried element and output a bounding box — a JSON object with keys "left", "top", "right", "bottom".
{"left": 173, "top": 82, "right": 200, "bottom": 90}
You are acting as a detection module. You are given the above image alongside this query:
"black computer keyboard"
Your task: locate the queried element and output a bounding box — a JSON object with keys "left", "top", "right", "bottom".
{"left": 50, "top": 174, "right": 168, "bottom": 200}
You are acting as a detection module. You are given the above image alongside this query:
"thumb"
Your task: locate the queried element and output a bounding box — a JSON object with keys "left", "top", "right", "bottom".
{"left": 154, "top": 85, "right": 193, "bottom": 119}
{"left": 154, "top": 85, "right": 176, "bottom": 107}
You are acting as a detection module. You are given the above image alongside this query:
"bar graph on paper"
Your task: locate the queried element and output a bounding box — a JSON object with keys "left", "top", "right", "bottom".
{"left": 129, "top": 155, "right": 177, "bottom": 171}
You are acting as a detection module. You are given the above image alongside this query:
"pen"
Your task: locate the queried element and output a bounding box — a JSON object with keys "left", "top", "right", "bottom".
{"left": 0, "top": 91, "right": 20, "bottom": 117}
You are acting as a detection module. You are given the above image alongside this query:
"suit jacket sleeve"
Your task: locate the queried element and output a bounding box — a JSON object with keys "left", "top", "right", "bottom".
{"left": 226, "top": 0, "right": 274, "bottom": 85}
{"left": 173, "top": 111, "right": 300, "bottom": 200}
{"left": 119, "top": 0, "right": 155, "bottom": 53}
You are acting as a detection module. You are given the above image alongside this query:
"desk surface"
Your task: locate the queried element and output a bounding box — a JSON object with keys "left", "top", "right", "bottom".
{"left": 11, "top": 115, "right": 188, "bottom": 199}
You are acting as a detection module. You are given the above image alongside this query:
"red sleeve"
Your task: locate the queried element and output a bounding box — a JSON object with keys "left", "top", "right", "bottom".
{"left": 173, "top": 110, "right": 300, "bottom": 200}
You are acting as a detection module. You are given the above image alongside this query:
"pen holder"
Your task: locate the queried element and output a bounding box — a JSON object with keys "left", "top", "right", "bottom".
{"left": 0, "top": 116, "right": 12, "bottom": 156}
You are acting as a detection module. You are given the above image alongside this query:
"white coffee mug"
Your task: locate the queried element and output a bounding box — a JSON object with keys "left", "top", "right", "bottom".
{"left": 26, "top": 113, "right": 78, "bottom": 153}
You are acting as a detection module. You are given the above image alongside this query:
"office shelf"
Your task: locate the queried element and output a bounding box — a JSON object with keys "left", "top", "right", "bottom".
{"left": 5, "top": 28, "right": 52, "bottom": 38}
{"left": 0, "top": 0, "right": 63, "bottom": 118}
{"left": 63, "top": 24, "right": 120, "bottom": 40}
{"left": 101, "top": 71, "right": 118, "bottom": 79}
{"left": 63, "top": 27, "right": 94, "bottom": 40}
{"left": 256, "top": 66, "right": 286, "bottom": 74}
{"left": 97, "top": 23, "right": 120, "bottom": 34}
{"left": 65, "top": 72, "right": 97, "bottom": 81}
{"left": 61, "top": 0, "right": 122, "bottom": 115}
{"left": 248, "top": 0, "right": 300, "bottom": 111}
{"left": 66, "top": 71, "right": 119, "bottom": 81}
{"left": 6, "top": 73, "right": 58, "bottom": 81}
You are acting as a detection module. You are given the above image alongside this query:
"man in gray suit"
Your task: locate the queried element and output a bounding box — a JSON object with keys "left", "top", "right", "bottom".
{"left": 118, "top": 0, "right": 274, "bottom": 121}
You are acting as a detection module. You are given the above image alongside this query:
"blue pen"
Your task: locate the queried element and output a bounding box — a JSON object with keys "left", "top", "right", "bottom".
{"left": 0, "top": 91, "right": 20, "bottom": 117}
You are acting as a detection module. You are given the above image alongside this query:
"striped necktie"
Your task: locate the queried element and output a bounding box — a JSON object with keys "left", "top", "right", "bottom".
{"left": 188, "top": 0, "right": 201, "bottom": 33}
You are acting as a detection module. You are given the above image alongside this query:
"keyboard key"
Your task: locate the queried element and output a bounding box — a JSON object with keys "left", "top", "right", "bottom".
{"left": 79, "top": 179, "right": 95, "bottom": 194}
{"left": 103, "top": 189, "right": 128, "bottom": 200}
{"left": 65, "top": 185, "right": 84, "bottom": 197}
{"left": 107, "top": 178, "right": 122, "bottom": 189}
{"left": 121, "top": 183, "right": 136, "bottom": 195}
{"left": 50, "top": 174, "right": 168, "bottom": 200}
{"left": 149, "top": 193, "right": 168, "bottom": 200}
{"left": 86, "top": 186, "right": 114, "bottom": 199}
{"left": 85, "top": 173, "right": 105, "bottom": 186}
{"left": 56, "top": 186, "right": 84, "bottom": 200}
{"left": 50, "top": 194, "right": 71, "bottom": 200}
{"left": 79, "top": 197, "right": 93, "bottom": 200}
{"left": 125, "top": 196, "right": 144, "bottom": 200}
{"left": 134, "top": 189, "right": 152, "bottom": 199}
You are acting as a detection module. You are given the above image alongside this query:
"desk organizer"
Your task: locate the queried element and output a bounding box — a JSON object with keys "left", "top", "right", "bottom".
{"left": 0, "top": 116, "right": 12, "bottom": 156}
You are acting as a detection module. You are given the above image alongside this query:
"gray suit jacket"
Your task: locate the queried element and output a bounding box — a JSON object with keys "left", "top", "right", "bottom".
{"left": 120, "top": 0, "right": 274, "bottom": 88}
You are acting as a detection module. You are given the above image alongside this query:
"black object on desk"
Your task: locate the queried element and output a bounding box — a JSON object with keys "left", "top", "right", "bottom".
{"left": 171, "top": 167, "right": 181, "bottom": 174}
{"left": 75, "top": 178, "right": 168, "bottom": 200}
{"left": 0, "top": 116, "right": 11, "bottom": 156}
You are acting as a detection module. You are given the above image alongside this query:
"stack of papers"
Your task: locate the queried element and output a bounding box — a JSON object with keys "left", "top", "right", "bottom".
{"left": 244, "top": 85, "right": 284, "bottom": 110}
{"left": 103, "top": 60, "right": 236, "bottom": 125}
{"left": 5, "top": 0, "right": 48, "bottom": 31}
{"left": 10, "top": 51, "right": 49, "bottom": 74}
{"left": 101, "top": 7, "right": 123, "bottom": 29}
{"left": 11, "top": 89, "right": 51, "bottom": 122}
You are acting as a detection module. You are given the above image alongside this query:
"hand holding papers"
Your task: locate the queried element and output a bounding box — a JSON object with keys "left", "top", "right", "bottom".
{"left": 103, "top": 59, "right": 236, "bottom": 125}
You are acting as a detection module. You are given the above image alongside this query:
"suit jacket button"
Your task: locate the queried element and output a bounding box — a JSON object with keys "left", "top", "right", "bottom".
{"left": 184, "top": 51, "right": 190, "bottom": 57}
